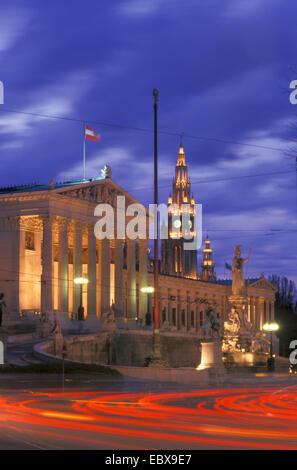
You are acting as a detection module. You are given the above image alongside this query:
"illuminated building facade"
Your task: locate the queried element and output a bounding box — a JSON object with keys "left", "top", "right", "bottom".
{"left": 0, "top": 164, "right": 276, "bottom": 334}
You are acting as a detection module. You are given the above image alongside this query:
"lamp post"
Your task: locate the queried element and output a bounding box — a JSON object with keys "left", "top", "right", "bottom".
{"left": 150, "top": 88, "right": 166, "bottom": 366}
{"left": 141, "top": 286, "right": 154, "bottom": 326}
{"left": 263, "top": 322, "right": 279, "bottom": 372}
{"left": 74, "top": 277, "right": 89, "bottom": 321}
{"left": 153, "top": 88, "right": 159, "bottom": 333}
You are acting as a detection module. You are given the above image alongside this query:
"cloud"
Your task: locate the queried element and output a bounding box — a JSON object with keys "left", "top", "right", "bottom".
{"left": 0, "top": 70, "right": 92, "bottom": 137}
{"left": 222, "top": 0, "right": 267, "bottom": 18}
{"left": 114, "top": 0, "right": 161, "bottom": 17}
{"left": 0, "top": 8, "right": 30, "bottom": 52}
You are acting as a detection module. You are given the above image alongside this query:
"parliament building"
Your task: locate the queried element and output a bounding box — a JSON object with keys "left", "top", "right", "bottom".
{"left": 0, "top": 144, "right": 277, "bottom": 333}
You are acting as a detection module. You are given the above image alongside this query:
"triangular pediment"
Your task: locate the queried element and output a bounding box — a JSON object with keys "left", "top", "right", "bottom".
{"left": 248, "top": 277, "right": 277, "bottom": 292}
{"left": 53, "top": 178, "right": 145, "bottom": 210}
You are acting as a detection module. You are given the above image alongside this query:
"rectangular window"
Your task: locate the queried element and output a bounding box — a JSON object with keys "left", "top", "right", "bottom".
{"left": 199, "top": 311, "right": 204, "bottom": 327}
{"left": 172, "top": 308, "right": 176, "bottom": 326}
{"left": 182, "top": 309, "right": 185, "bottom": 326}
{"left": 191, "top": 311, "right": 194, "bottom": 327}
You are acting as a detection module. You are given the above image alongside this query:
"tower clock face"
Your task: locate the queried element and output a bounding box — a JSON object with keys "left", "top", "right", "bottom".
{"left": 188, "top": 220, "right": 192, "bottom": 229}
{"left": 173, "top": 219, "right": 181, "bottom": 229}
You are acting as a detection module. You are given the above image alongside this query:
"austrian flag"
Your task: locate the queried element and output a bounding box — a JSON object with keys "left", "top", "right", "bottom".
{"left": 85, "top": 125, "right": 101, "bottom": 142}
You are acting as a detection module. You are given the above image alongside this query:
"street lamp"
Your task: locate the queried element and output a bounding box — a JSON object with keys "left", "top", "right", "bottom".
{"left": 140, "top": 287, "right": 155, "bottom": 294}
{"left": 141, "top": 286, "right": 154, "bottom": 326}
{"left": 263, "top": 322, "right": 279, "bottom": 372}
{"left": 74, "top": 277, "right": 89, "bottom": 321}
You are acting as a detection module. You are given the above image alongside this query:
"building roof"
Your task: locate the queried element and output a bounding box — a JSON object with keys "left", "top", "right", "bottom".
{"left": 0, "top": 176, "right": 105, "bottom": 195}
{"left": 214, "top": 278, "right": 260, "bottom": 286}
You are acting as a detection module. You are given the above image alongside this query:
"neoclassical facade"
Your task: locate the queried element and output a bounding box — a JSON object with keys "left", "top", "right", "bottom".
{"left": 0, "top": 169, "right": 277, "bottom": 333}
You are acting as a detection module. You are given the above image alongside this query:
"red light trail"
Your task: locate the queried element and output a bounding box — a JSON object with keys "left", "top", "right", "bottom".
{"left": 1, "top": 386, "right": 297, "bottom": 449}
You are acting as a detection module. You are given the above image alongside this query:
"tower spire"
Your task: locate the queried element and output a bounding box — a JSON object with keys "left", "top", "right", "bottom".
{"left": 201, "top": 236, "right": 216, "bottom": 281}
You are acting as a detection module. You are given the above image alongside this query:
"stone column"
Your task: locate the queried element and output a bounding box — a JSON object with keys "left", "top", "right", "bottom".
{"left": 58, "top": 217, "right": 68, "bottom": 313}
{"left": 177, "top": 291, "right": 181, "bottom": 330}
{"left": 127, "top": 239, "right": 136, "bottom": 320}
{"left": 271, "top": 300, "right": 275, "bottom": 322}
{"left": 250, "top": 297, "right": 255, "bottom": 327}
{"left": 41, "top": 215, "right": 53, "bottom": 313}
{"left": 114, "top": 238, "right": 124, "bottom": 319}
{"left": 168, "top": 289, "right": 172, "bottom": 326}
{"left": 99, "top": 238, "right": 110, "bottom": 315}
{"left": 138, "top": 239, "right": 148, "bottom": 322}
{"left": 73, "top": 221, "right": 83, "bottom": 315}
{"left": 259, "top": 297, "right": 264, "bottom": 331}
{"left": 87, "top": 223, "right": 97, "bottom": 317}
{"left": 265, "top": 299, "right": 270, "bottom": 324}
{"left": 3, "top": 217, "right": 21, "bottom": 314}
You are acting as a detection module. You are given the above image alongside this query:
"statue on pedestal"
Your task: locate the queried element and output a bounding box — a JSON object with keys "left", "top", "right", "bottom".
{"left": 224, "top": 307, "right": 240, "bottom": 335}
{"left": 101, "top": 304, "right": 116, "bottom": 332}
{"left": 51, "top": 315, "right": 63, "bottom": 356}
{"left": 201, "top": 307, "right": 220, "bottom": 339}
{"left": 0, "top": 293, "right": 6, "bottom": 327}
{"left": 232, "top": 245, "right": 251, "bottom": 296}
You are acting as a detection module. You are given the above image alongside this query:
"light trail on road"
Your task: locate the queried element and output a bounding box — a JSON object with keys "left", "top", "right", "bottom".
{"left": 1, "top": 385, "right": 297, "bottom": 449}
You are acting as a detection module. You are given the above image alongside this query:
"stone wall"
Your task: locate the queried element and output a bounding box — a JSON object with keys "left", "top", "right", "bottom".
{"left": 39, "top": 330, "right": 202, "bottom": 368}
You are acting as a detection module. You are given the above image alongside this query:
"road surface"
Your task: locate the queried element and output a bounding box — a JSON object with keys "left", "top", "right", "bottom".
{"left": 1, "top": 373, "right": 297, "bottom": 449}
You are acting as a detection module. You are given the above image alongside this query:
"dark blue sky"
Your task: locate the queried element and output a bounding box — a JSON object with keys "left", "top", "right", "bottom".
{"left": 0, "top": 0, "right": 296, "bottom": 282}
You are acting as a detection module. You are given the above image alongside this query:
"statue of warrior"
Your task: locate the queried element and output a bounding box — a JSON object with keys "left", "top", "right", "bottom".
{"left": 0, "top": 293, "right": 6, "bottom": 327}
{"left": 232, "top": 245, "right": 251, "bottom": 296}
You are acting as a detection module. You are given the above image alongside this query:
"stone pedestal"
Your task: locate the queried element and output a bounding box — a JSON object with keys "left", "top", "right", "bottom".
{"left": 53, "top": 332, "right": 64, "bottom": 357}
{"left": 149, "top": 330, "right": 169, "bottom": 367}
{"left": 0, "top": 327, "right": 8, "bottom": 366}
{"left": 197, "top": 340, "right": 224, "bottom": 370}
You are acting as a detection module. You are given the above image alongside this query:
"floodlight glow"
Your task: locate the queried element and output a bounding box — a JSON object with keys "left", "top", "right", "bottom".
{"left": 263, "top": 322, "right": 279, "bottom": 332}
{"left": 140, "top": 286, "right": 155, "bottom": 294}
{"left": 74, "top": 277, "right": 89, "bottom": 285}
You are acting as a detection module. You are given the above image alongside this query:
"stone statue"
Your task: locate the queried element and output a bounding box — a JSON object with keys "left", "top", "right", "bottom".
{"left": 101, "top": 304, "right": 116, "bottom": 332}
{"left": 201, "top": 307, "right": 220, "bottom": 338}
{"left": 232, "top": 245, "right": 251, "bottom": 296}
{"left": 51, "top": 315, "right": 62, "bottom": 336}
{"left": 51, "top": 315, "right": 63, "bottom": 356}
{"left": 0, "top": 293, "right": 6, "bottom": 327}
{"left": 101, "top": 165, "right": 112, "bottom": 179}
{"left": 224, "top": 307, "right": 240, "bottom": 335}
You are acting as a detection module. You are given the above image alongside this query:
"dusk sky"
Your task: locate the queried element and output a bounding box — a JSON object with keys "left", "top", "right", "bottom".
{"left": 0, "top": 0, "right": 296, "bottom": 283}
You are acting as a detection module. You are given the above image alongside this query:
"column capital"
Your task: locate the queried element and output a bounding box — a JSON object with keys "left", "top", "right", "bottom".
{"left": 87, "top": 222, "right": 95, "bottom": 234}
{"left": 19, "top": 215, "right": 42, "bottom": 232}
{"left": 39, "top": 213, "right": 55, "bottom": 229}
{"left": 69, "top": 219, "right": 83, "bottom": 232}
{"left": 56, "top": 216, "right": 69, "bottom": 230}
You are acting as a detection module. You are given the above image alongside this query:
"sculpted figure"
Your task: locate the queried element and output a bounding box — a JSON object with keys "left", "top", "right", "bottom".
{"left": 201, "top": 307, "right": 220, "bottom": 338}
{"left": 232, "top": 245, "right": 251, "bottom": 296}
{"left": 224, "top": 307, "right": 240, "bottom": 335}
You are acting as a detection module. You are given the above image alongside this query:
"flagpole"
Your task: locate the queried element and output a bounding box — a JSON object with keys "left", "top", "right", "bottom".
{"left": 83, "top": 123, "right": 86, "bottom": 180}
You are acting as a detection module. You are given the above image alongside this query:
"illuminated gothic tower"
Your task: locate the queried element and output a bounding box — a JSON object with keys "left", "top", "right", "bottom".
{"left": 201, "top": 235, "right": 216, "bottom": 281}
{"left": 161, "top": 141, "right": 198, "bottom": 278}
